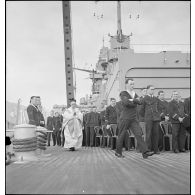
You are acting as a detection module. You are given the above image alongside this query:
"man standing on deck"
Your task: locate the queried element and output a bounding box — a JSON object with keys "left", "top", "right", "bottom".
{"left": 99, "top": 102, "right": 106, "bottom": 127}
{"left": 169, "top": 91, "right": 187, "bottom": 153}
{"left": 36, "top": 96, "right": 45, "bottom": 127}
{"left": 115, "top": 79, "right": 154, "bottom": 159}
{"left": 157, "top": 90, "right": 169, "bottom": 151}
{"left": 27, "top": 96, "right": 50, "bottom": 157}
{"left": 53, "top": 111, "right": 63, "bottom": 146}
{"left": 139, "top": 85, "right": 162, "bottom": 154}
{"left": 105, "top": 98, "right": 118, "bottom": 148}
{"left": 27, "top": 96, "right": 39, "bottom": 126}
{"left": 99, "top": 102, "right": 106, "bottom": 147}
{"left": 47, "top": 110, "right": 55, "bottom": 146}
{"left": 36, "top": 96, "right": 51, "bottom": 157}
{"left": 183, "top": 96, "right": 191, "bottom": 134}
{"left": 85, "top": 106, "right": 101, "bottom": 147}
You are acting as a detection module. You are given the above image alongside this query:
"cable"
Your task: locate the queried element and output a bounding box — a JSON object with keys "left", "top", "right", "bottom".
{"left": 131, "top": 44, "right": 190, "bottom": 45}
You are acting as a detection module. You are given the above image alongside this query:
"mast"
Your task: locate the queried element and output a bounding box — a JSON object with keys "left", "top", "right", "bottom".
{"left": 62, "top": 1, "right": 74, "bottom": 106}
{"left": 117, "top": 1, "right": 122, "bottom": 38}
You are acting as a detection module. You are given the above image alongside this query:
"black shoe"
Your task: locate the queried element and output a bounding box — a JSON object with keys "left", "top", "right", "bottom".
{"left": 142, "top": 151, "right": 154, "bottom": 159}
{"left": 115, "top": 152, "right": 125, "bottom": 158}
{"left": 174, "top": 149, "right": 179, "bottom": 153}
{"left": 180, "top": 149, "right": 186, "bottom": 152}
{"left": 69, "top": 147, "right": 75, "bottom": 151}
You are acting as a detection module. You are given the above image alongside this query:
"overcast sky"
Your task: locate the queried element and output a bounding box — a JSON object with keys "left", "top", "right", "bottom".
{"left": 6, "top": 1, "right": 190, "bottom": 110}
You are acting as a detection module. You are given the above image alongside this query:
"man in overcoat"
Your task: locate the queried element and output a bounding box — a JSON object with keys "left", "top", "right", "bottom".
{"left": 27, "top": 96, "right": 39, "bottom": 126}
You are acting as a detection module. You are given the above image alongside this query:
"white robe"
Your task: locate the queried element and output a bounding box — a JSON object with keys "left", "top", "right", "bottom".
{"left": 62, "top": 107, "right": 83, "bottom": 149}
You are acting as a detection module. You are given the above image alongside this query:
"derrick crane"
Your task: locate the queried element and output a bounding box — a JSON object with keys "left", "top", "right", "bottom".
{"left": 62, "top": 1, "right": 74, "bottom": 106}
{"left": 73, "top": 67, "right": 106, "bottom": 95}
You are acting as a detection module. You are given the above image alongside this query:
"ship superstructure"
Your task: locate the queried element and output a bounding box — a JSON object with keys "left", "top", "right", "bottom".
{"left": 85, "top": 1, "right": 190, "bottom": 109}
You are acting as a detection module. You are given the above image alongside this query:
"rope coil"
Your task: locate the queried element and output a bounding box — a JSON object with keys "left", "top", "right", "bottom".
{"left": 13, "top": 137, "right": 37, "bottom": 145}
{"left": 13, "top": 137, "right": 37, "bottom": 152}
{"left": 12, "top": 130, "right": 48, "bottom": 152}
{"left": 37, "top": 131, "right": 47, "bottom": 150}
{"left": 13, "top": 147, "right": 37, "bottom": 152}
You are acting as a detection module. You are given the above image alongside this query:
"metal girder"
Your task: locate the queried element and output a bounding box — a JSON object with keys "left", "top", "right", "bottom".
{"left": 62, "top": 1, "right": 74, "bottom": 106}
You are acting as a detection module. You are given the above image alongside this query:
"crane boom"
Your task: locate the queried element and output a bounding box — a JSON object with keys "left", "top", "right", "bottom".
{"left": 62, "top": 1, "right": 74, "bottom": 106}
{"left": 73, "top": 67, "right": 93, "bottom": 73}
{"left": 73, "top": 67, "right": 106, "bottom": 74}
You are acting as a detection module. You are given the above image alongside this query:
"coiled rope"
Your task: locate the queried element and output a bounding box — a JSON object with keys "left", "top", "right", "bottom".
{"left": 12, "top": 128, "right": 49, "bottom": 152}
{"left": 36, "top": 130, "right": 47, "bottom": 150}
{"left": 13, "top": 137, "right": 37, "bottom": 152}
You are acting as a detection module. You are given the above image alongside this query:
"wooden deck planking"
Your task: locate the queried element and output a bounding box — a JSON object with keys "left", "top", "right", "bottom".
{"left": 6, "top": 147, "right": 190, "bottom": 194}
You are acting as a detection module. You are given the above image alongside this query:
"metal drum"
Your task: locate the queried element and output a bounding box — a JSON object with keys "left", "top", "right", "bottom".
{"left": 13, "top": 124, "right": 38, "bottom": 162}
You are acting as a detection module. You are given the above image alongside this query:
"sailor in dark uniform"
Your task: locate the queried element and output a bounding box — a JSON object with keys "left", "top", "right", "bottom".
{"left": 115, "top": 100, "right": 129, "bottom": 150}
{"left": 85, "top": 106, "right": 101, "bottom": 147}
{"left": 99, "top": 102, "right": 106, "bottom": 127}
{"left": 99, "top": 103, "right": 106, "bottom": 146}
{"left": 115, "top": 79, "right": 154, "bottom": 159}
{"left": 53, "top": 111, "right": 63, "bottom": 146}
{"left": 183, "top": 96, "right": 191, "bottom": 134}
{"left": 136, "top": 87, "right": 147, "bottom": 151}
{"left": 83, "top": 110, "right": 89, "bottom": 146}
{"left": 139, "top": 85, "right": 161, "bottom": 154}
{"left": 169, "top": 91, "right": 187, "bottom": 153}
{"left": 46, "top": 110, "right": 55, "bottom": 146}
{"left": 157, "top": 90, "right": 169, "bottom": 151}
{"left": 105, "top": 98, "right": 117, "bottom": 148}
{"left": 84, "top": 107, "right": 92, "bottom": 147}
{"left": 105, "top": 98, "right": 117, "bottom": 127}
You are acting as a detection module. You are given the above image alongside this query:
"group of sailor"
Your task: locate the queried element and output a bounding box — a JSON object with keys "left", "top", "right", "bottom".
{"left": 8, "top": 78, "right": 189, "bottom": 160}
{"left": 81, "top": 78, "right": 190, "bottom": 158}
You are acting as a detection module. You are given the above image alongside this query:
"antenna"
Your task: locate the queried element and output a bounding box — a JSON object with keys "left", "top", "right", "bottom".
{"left": 117, "top": 1, "right": 122, "bottom": 36}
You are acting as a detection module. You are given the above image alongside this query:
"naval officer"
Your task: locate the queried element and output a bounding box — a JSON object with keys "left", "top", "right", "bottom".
{"left": 139, "top": 85, "right": 161, "bottom": 154}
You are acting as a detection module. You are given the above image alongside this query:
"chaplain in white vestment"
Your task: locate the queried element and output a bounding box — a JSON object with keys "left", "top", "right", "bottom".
{"left": 62, "top": 99, "right": 83, "bottom": 151}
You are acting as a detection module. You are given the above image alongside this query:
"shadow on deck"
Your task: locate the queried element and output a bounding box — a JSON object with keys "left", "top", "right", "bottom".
{"left": 6, "top": 147, "right": 190, "bottom": 194}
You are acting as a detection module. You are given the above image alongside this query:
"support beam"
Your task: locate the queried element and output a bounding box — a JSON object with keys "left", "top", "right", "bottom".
{"left": 62, "top": 1, "right": 74, "bottom": 106}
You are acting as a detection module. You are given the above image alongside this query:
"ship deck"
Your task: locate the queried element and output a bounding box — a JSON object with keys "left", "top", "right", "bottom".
{"left": 6, "top": 147, "right": 190, "bottom": 194}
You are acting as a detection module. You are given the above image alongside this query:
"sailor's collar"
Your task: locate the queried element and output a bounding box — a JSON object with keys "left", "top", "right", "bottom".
{"left": 127, "top": 90, "right": 135, "bottom": 98}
